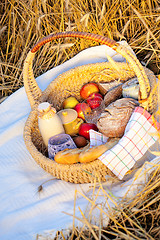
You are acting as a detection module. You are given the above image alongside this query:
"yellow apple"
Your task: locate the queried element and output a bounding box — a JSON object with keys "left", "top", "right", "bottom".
{"left": 62, "top": 96, "right": 79, "bottom": 109}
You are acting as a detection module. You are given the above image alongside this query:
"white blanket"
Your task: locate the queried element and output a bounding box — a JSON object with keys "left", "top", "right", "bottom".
{"left": 0, "top": 42, "right": 160, "bottom": 240}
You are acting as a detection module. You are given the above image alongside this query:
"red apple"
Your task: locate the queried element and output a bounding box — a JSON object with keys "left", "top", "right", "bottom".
{"left": 74, "top": 103, "right": 86, "bottom": 120}
{"left": 87, "top": 93, "right": 103, "bottom": 109}
{"left": 88, "top": 92, "right": 103, "bottom": 99}
{"left": 79, "top": 123, "right": 98, "bottom": 140}
{"left": 80, "top": 83, "right": 99, "bottom": 99}
{"left": 74, "top": 102, "right": 91, "bottom": 120}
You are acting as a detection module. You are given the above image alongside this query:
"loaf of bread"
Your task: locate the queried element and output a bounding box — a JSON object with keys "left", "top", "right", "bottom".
{"left": 98, "top": 81, "right": 122, "bottom": 95}
{"left": 79, "top": 138, "right": 119, "bottom": 163}
{"left": 97, "top": 98, "right": 139, "bottom": 138}
{"left": 54, "top": 147, "right": 83, "bottom": 164}
{"left": 54, "top": 138, "right": 120, "bottom": 164}
{"left": 104, "top": 84, "right": 123, "bottom": 107}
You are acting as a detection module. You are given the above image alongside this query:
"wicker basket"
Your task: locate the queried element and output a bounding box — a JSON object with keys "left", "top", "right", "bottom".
{"left": 23, "top": 31, "right": 157, "bottom": 184}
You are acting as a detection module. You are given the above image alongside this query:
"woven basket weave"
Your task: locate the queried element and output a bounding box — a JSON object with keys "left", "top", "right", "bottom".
{"left": 23, "top": 31, "right": 157, "bottom": 184}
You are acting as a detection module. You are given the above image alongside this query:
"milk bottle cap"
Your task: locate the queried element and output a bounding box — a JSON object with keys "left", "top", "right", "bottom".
{"left": 38, "top": 102, "right": 56, "bottom": 114}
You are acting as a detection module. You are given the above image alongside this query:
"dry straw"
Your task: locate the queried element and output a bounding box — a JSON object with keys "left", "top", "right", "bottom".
{"left": 1, "top": 0, "right": 160, "bottom": 238}
{"left": 37, "top": 164, "right": 160, "bottom": 239}
{"left": 1, "top": 0, "right": 160, "bottom": 97}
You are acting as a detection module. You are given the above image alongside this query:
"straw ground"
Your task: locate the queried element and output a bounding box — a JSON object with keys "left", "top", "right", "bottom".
{"left": 36, "top": 165, "right": 160, "bottom": 239}
{"left": 0, "top": 0, "right": 160, "bottom": 97}
{"left": 1, "top": 0, "right": 160, "bottom": 239}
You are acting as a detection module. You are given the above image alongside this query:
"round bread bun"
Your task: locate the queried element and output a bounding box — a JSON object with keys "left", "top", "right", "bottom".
{"left": 97, "top": 98, "right": 139, "bottom": 138}
{"left": 104, "top": 84, "right": 123, "bottom": 107}
{"left": 98, "top": 81, "right": 122, "bottom": 95}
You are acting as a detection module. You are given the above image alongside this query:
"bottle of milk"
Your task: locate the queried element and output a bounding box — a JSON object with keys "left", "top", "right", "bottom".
{"left": 38, "top": 102, "right": 65, "bottom": 147}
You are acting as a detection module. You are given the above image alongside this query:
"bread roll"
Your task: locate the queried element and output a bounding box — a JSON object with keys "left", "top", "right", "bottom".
{"left": 98, "top": 81, "right": 122, "bottom": 95}
{"left": 97, "top": 98, "right": 139, "bottom": 138}
{"left": 104, "top": 84, "right": 123, "bottom": 107}
{"left": 54, "top": 139, "right": 119, "bottom": 164}
{"left": 79, "top": 138, "right": 119, "bottom": 163}
{"left": 54, "top": 148, "right": 83, "bottom": 164}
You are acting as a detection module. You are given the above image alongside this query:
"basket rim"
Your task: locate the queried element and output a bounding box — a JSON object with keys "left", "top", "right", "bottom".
{"left": 23, "top": 31, "right": 152, "bottom": 110}
{"left": 23, "top": 60, "right": 157, "bottom": 183}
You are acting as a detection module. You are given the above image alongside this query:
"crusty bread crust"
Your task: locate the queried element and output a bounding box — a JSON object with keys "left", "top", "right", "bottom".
{"left": 97, "top": 98, "right": 138, "bottom": 137}
{"left": 104, "top": 84, "right": 123, "bottom": 107}
{"left": 54, "top": 148, "right": 83, "bottom": 164}
{"left": 54, "top": 139, "right": 119, "bottom": 164}
{"left": 79, "top": 138, "right": 119, "bottom": 163}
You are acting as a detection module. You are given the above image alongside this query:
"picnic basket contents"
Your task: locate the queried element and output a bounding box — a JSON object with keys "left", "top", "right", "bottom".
{"left": 23, "top": 31, "right": 158, "bottom": 183}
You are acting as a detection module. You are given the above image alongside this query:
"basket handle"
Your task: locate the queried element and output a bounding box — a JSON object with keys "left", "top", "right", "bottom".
{"left": 23, "top": 31, "right": 150, "bottom": 109}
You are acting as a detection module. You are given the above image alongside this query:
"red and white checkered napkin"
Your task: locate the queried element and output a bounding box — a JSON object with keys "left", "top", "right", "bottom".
{"left": 89, "top": 106, "right": 160, "bottom": 180}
